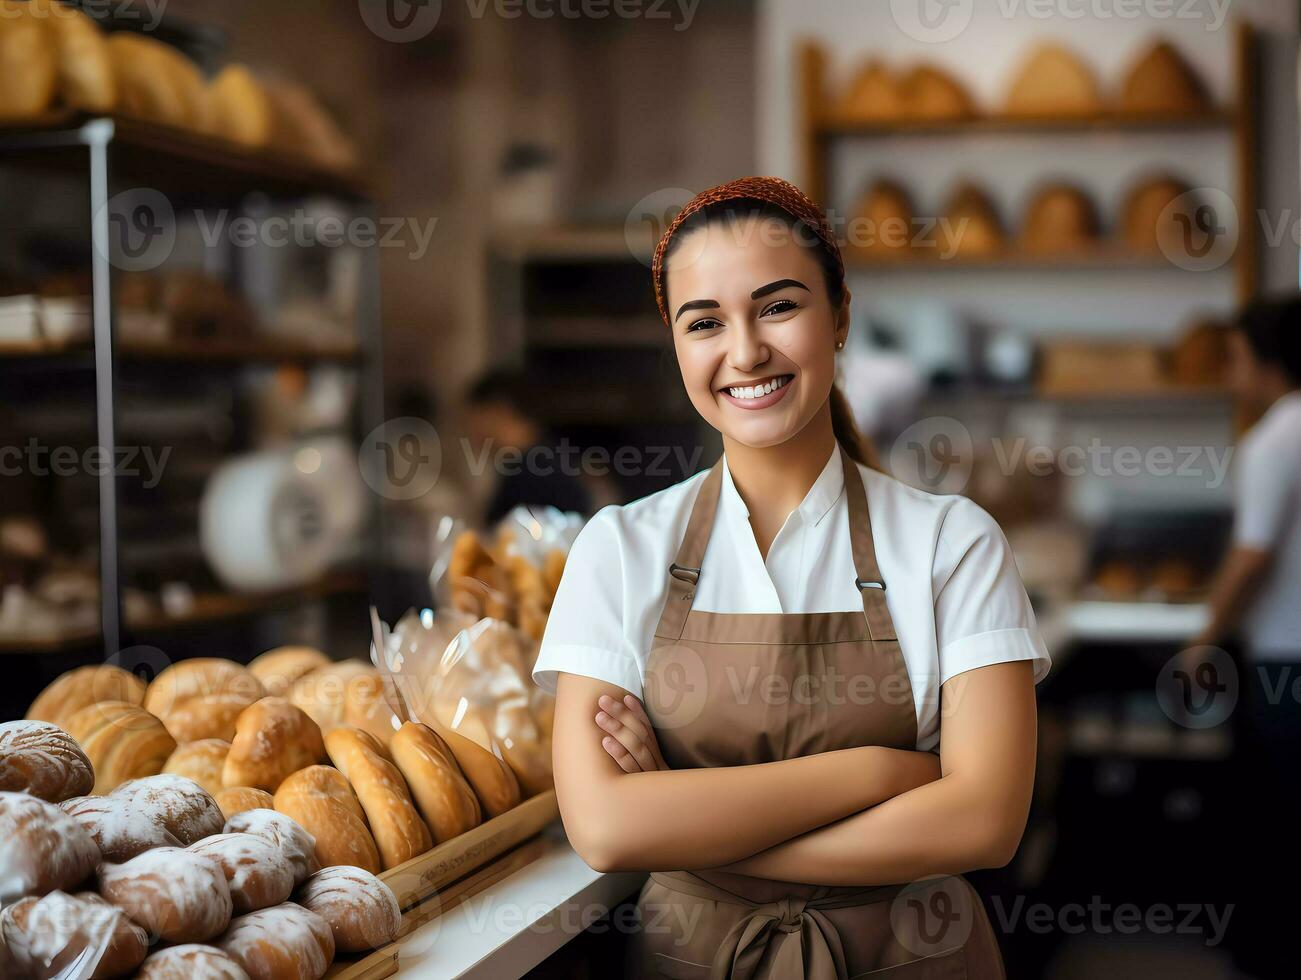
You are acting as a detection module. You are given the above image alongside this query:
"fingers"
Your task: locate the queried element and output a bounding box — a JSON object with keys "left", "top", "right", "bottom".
{"left": 598, "top": 694, "right": 650, "bottom": 741}
{"left": 602, "top": 735, "right": 642, "bottom": 774}
{"left": 621, "top": 695, "right": 668, "bottom": 769}
{"left": 595, "top": 706, "right": 659, "bottom": 773}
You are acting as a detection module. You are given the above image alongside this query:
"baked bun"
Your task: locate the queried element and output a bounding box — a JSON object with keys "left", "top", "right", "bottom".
{"left": 64, "top": 774, "right": 224, "bottom": 862}
{"left": 389, "top": 722, "right": 481, "bottom": 843}
{"left": 1, "top": 890, "right": 148, "bottom": 979}
{"left": 208, "top": 64, "right": 274, "bottom": 149}
{"left": 1121, "top": 40, "right": 1208, "bottom": 115}
{"left": 296, "top": 866, "right": 401, "bottom": 953}
{"left": 223, "top": 697, "right": 325, "bottom": 792}
{"left": 1121, "top": 174, "right": 1188, "bottom": 252}
{"left": 215, "top": 787, "right": 275, "bottom": 821}
{"left": 1005, "top": 43, "right": 1101, "bottom": 117}
{"left": 837, "top": 60, "right": 903, "bottom": 122}
{"left": 189, "top": 834, "right": 295, "bottom": 915}
{"left": 941, "top": 183, "right": 1005, "bottom": 259}
{"left": 0, "top": 0, "right": 57, "bottom": 120}
{"left": 247, "top": 647, "right": 330, "bottom": 698}
{"left": 217, "top": 903, "right": 335, "bottom": 980}
{"left": 901, "top": 64, "right": 974, "bottom": 120}
{"left": 851, "top": 179, "right": 915, "bottom": 260}
{"left": 0, "top": 792, "right": 100, "bottom": 903}
{"left": 136, "top": 944, "right": 251, "bottom": 980}
{"left": 64, "top": 700, "right": 176, "bottom": 794}
{"left": 99, "top": 846, "right": 232, "bottom": 943}
{"left": 145, "top": 660, "right": 266, "bottom": 744}
{"left": 344, "top": 673, "right": 400, "bottom": 747}
{"left": 286, "top": 661, "right": 375, "bottom": 734}
{"left": 28, "top": 0, "right": 115, "bottom": 112}
{"left": 417, "top": 714, "right": 521, "bottom": 818}
{"left": 223, "top": 809, "right": 319, "bottom": 886}
{"left": 1171, "top": 319, "right": 1231, "bottom": 387}
{"left": 323, "top": 728, "right": 431, "bottom": 870}
{"left": 0, "top": 719, "right": 94, "bottom": 802}
{"left": 272, "top": 767, "right": 380, "bottom": 874}
{"left": 1020, "top": 183, "right": 1099, "bottom": 254}
{"left": 105, "top": 32, "right": 208, "bottom": 131}
{"left": 263, "top": 80, "right": 357, "bottom": 171}
{"left": 27, "top": 664, "right": 147, "bottom": 730}
{"left": 164, "top": 739, "right": 232, "bottom": 796}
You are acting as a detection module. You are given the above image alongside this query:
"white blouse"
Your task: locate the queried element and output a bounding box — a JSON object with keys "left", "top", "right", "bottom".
{"left": 532, "top": 445, "right": 1051, "bottom": 751}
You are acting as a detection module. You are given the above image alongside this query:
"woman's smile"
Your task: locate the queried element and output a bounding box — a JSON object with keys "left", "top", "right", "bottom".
{"left": 717, "top": 373, "right": 795, "bottom": 411}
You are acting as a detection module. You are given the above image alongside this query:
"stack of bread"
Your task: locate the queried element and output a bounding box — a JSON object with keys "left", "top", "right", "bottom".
{"left": 0, "top": 0, "right": 357, "bottom": 171}
{"left": 0, "top": 715, "right": 402, "bottom": 978}
{"left": 836, "top": 60, "right": 974, "bottom": 122}
{"left": 444, "top": 527, "right": 567, "bottom": 641}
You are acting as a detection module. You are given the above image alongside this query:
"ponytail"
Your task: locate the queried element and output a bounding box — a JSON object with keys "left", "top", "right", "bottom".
{"left": 829, "top": 382, "right": 882, "bottom": 471}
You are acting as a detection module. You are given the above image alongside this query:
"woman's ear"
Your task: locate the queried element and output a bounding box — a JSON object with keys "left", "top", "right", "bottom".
{"left": 834, "top": 286, "right": 852, "bottom": 348}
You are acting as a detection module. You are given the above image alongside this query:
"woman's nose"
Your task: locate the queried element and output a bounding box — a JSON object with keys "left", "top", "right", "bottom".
{"left": 725, "top": 323, "right": 768, "bottom": 372}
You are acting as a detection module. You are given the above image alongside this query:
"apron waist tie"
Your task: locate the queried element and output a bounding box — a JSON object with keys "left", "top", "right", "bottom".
{"left": 649, "top": 871, "right": 909, "bottom": 980}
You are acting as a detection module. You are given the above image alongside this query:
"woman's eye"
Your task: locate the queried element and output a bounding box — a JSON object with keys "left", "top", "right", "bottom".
{"left": 762, "top": 299, "right": 797, "bottom": 316}
{"left": 686, "top": 318, "right": 721, "bottom": 333}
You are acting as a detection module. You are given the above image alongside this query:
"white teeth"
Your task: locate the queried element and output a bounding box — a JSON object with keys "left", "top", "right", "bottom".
{"left": 726, "top": 376, "right": 789, "bottom": 400}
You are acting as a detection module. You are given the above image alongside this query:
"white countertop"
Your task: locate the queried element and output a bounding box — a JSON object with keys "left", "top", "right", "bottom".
{"left": 395, "top": 824, "right": 645, "bottom": 978}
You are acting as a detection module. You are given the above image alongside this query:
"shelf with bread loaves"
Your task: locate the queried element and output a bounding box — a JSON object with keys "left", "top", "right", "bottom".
{"left": 3, "top": 611, "right": 562, "bottom": 975}
{"left": 0, "top": 2, "right": 385, "bottom": 663}
{"left": 796, "top": 27, "right": 1257, "bottom": 409}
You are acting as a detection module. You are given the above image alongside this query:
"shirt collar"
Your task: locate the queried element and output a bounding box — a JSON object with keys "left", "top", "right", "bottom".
{"left": 719, "top": 444, "right": 845, "bottom": 528}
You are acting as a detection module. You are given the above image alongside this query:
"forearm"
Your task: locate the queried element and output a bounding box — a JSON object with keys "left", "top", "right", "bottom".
{"left": 716, "top": 772, "right": 1027, "bottom": 886}
{"left": 1193, "top": 546, "right": 1271, "bottom": 647}
{"left": 563, "top": 745, "right": 937, "bottom": 873}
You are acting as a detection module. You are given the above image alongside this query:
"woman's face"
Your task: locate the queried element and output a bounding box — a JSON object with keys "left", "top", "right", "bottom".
{"left": 665, "top": 216, "right": 847, "bottom": 449}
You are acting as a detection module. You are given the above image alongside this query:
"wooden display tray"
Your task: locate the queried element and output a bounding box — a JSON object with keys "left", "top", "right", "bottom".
{"left": 326, "top": 792, "right": 559, "bottom": 979}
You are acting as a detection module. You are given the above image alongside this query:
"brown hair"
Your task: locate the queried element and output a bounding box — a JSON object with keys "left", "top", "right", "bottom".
{"left": 651, "top": 177, "right": 879, "bottom": 469}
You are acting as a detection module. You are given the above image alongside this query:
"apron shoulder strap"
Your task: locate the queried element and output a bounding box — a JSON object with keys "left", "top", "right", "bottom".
{"left": 653, "top": 458, "right": 723, "bottom": 641}
{"left": 841, "top": 445, "right": 898, "bottom": 642}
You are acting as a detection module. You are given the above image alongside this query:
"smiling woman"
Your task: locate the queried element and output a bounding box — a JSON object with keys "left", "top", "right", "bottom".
{"left": 534, "top": 177, "right": 1049, "bottom": 980}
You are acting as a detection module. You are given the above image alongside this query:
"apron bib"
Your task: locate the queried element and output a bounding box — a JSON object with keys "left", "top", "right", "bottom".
{"left": 629, "top": 446, "right": 1005, "bottom": 980}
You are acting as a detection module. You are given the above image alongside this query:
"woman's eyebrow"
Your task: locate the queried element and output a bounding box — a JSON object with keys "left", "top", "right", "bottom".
{"left": 674, "top": 298, "right": 720, "bottom": 322}
{"left": 751, "top": 278, "right": 809, "bottom": 299}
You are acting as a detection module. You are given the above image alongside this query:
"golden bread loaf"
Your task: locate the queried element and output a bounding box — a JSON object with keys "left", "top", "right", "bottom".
{"left": 163, "top": 739, "right": 232, "bottom": 797}
{"left": 343, "top": 673, "right": 400, "bottom": 748}
{"left": 901, "top": 64, "right": 974, "bottom": 120}
{"left": 286, "top": 660, "right": 375, "bottom": 735}
{"left": 0, "top": 791, "right": 100, "bottom": 903}
{"left": 135, "top": 944, "right": 249, "bottom": 979}
{"left": 99, "top": 846, "right": 233, "bottom": 944}
{"left": 272, "top": 767, "right": 380, "bottom": 874}
{"left": 1005, "top": 43, "right": 1101, "bottom": 117}
{"left": 837, "top": 60, "right": 903, "bottom": 122}
{"left": 64, "top": 700, "right": 176, "bottom": 794}
{"left": 0, "top": 720, "right": 94, "bottom": 803}
{"left": 188, "top": 833, "right": 296, "bottom": 915}
{"left": 941, "top": 183, "right": 1005, "bottom": 258}
{"left": 0, "top": 1, "right": 57, "bottom": 120}
{"left": 216, "top": 903, "right": 335, "bottom": 980}
{"left": 323, "top": 727, "right": 431, "bottom": 870}
{"left": 215, "top": 786, "right": 275, "bottom": 821}
{"left": 412, "top": 711, "right": 520, "bottom": 818}
{"left": 1121, "top": 174, "right": 1188, "bottom": 252}
{"left": 29, "top": 0, "right": 115, "bottom": 111}
{"left": 1120, "top": 40, "right": 1209, "bottom": 115}
{"left": 0, "top": 890, "right": 149, "bottom": 979}
{"left": 27, "top": 663, "right": 146, "bottom": 731}
{"left": 297, "top": 865, "right": 401, "bottom": 954}
{"left": 247, "top": 646, "right": 331, "bottom": 697}
{"left": 1020, "top": 183, "right": 1100, "bottom": 254}
{"left": 145, "top": 659, "right": 265, "bottom": 744}
{"left": 208, "top": 64, "right": 275, "bottom": 148}
{"left": 389, "top": 722, "right": 481, "bottom": 844}
{"left": 223, "top": 807, "right": 320, "bottom": 886}
{"left": 222, "top": 697, "right": 325, "bottom": 792}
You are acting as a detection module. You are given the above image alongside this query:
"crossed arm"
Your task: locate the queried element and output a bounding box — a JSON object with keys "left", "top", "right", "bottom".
{"left": 552, "top": 660, "right": 1037, "bottom": 885}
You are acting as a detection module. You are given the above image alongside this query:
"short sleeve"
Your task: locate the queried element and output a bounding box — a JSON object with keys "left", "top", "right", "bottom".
{"left": 932, "top": 497, "right": 1051, "bottom": 686}
{"left": 531, "top": 508, "right": 643, "bottom": 698}
{"left": 1232, "top": 429, "right": 1294, "bottom": 549}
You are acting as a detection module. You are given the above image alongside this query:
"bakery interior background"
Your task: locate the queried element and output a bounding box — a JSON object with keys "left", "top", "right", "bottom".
{"left": 1, "top": 0, "right": 1298, "bottom": 978}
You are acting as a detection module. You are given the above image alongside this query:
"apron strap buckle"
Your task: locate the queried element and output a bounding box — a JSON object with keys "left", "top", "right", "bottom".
{"left": 856, "top": 577, "right": 886, "bottom": 591}
{"left": 669, "top": 562, "right": 701, "bottom": 585}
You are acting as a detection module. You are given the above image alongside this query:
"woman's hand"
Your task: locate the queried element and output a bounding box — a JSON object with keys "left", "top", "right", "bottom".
{"left": 595, "top": 693, "right": 668, "bottom": 773}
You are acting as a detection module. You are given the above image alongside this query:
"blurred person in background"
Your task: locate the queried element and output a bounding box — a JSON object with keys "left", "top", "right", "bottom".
{"left": 464, "top": 367, "right": 594, "bottom": 525}
{"left": 1189, "top": 294, "right": 1301, "bottom": 979}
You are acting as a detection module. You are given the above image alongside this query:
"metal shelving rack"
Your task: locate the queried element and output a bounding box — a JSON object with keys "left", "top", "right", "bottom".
{"left": 0, "top": 113, "right": 385, "bottom": 661}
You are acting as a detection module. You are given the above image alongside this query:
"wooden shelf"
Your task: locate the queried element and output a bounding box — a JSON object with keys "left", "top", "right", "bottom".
{"left": 818, "top": 108, "right": 1237, "bottom": 138}
{"left": 0, "top": 336, "right": 361, "bottom": 364}
{"left": 845, "top": 245, "right": 1207, "bottom": 273}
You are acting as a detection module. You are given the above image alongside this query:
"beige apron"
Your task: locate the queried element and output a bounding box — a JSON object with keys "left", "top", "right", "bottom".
{"left": 630, "top": 446, "right": 1005, "bottom": 980}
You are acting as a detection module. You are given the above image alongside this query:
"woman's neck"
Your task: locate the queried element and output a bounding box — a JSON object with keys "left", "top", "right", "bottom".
{"left": 722, "top": 408, "right": 838, "bottom": 560}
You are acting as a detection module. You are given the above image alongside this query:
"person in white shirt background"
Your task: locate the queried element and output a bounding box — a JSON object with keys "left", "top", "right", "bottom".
{"left": 531, "top": 176, "right": 1050, "bottom": 978}
{"left": 1188, "top": 295, "right": 1301, "bottom": 980}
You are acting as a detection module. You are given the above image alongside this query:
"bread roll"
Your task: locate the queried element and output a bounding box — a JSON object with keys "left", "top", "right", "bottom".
{"left": 851, "top": 179, "right": 915, "bottom": 260}
{"left": 145, "top": 660, "right": 266, "bottom": 744}
{"left": 63, "top": 774, "right": 223, "bottom": 862}
{"left": 415, "top": 712, "right": 521, "bottom": 818}
{"left": 0, "top": 719, "right": 94, "bottom": 802}
{"left": 215, "top": 787, "right": 274, "bottom": 821}
{"left": 136, "top": 944, "right": 251, "bottom": 980}
{"left": 1121, "top": 40, "right": 1208, "bottom": 115}
{"left": 1121, "top": 174, "right": 1188, "bottom": 253}
{"left": 837, "top": 60, "right": 902, "bottom": 122}
{"left": 263, "top": 80, "right": 357, "bottom": 171}
{"left": 0, "top": 792, "right": 99, "bottom": 903}
{"left": 1171, "top": 319, "right": 1231, "bottom": 387}
{"left": 27, "top": 664, "right": 146, "bottom": 730}
{"left": 296, "top": 866, "right": 401, "bottom": 953}
{"left": 939, "top": 183, "right": 1005, "bottom": 259}
{"left": 64, "top": 700, "right": 176, "bottom": 794}
{"left": 105, "top": 32, "right": 208, "bottom": 131}
{"left": 189, "top": 834, "right": 295, "bottom": 915}
{"left": 344, "top": 673, "right": 400, "bottom": 748}
{"left": 1020, "top": 183, "right": 1099, "bottom": 254}
{"left": 222, "top": 697, "right": 325, "bottom": 792}
{"left": 0, "top": 0, "right": 57, "bottom": 120}
{"left": 217, "top": 903, "right": 334, "bottom": 980}
{"left": 389, "top": 722, "right": 481, "bottom": 844}
{"left": 247, "top": 646, "right": 330, "bottom": 698}
{"left": 208, "top": 64, "right": 274, "bottom": 148}
{"left": 901, "top": 64, "right": 974, "bottom": 120}
{"left": 323, "top": 728, "right": 431, "bottom": 870}
{"left": 1005, "top": 44, "right": 1100, "bottom": 117}
{"left": 286, "top": 660, "right": 376, "bottom": 734}
{"left": 99, "top": 846, "right": 232, "bottom": 943}
{"left": 164, "top": 739, "right": 232, "bottom": 796}
{"left": 272, "top": 766, "right": 380, "bottom": 874}
{"left": 28, "top": 0, "right": 115, "bottom": 112}
{"left": 223, "top": 808, "right": 319, "bottom": 886}
{"left": 1, "top": 889, "right": 148, "bottom": 979}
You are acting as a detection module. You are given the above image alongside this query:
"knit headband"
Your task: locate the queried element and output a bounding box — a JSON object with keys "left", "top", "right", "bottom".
{"left": 651, "top": 176, "right": 846, "bottom": 328}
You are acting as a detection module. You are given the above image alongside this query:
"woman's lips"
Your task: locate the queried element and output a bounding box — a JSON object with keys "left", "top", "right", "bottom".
{"left": 718, "top": 375, "right": 794, "bottom": 411}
